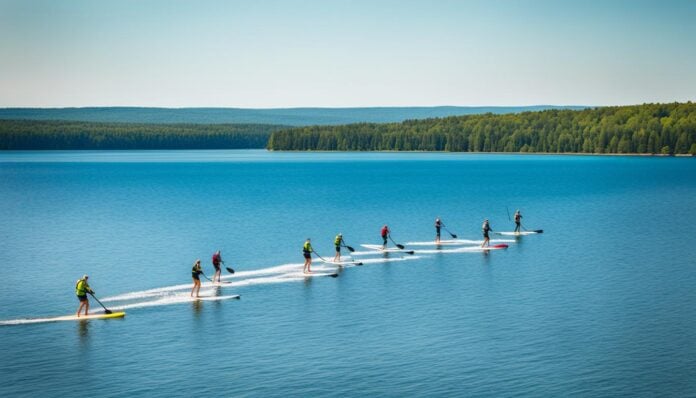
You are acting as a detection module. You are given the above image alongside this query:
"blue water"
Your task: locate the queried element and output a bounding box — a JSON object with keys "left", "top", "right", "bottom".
{"left": 1, "top": 150, "right": 695, "bottom": 397}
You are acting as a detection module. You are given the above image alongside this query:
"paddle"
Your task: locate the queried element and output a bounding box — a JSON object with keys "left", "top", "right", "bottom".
{"left": 200, "top": 272, "right": 213, "bottom": 282}
{"left": 506, "top": 207, "right": 511, "bottom": 222}
{"left": 312, "top": 249, "right": 328, "bottom": 262}
{"left": 88, "top": 292, "right": 113, "bottom": 314}
{"left": 388, "top": 234, "right": 406, "bottom": 250}
{"left": 440, "top": 221, "right": 458, "bottom": 239}
{"left": 221, "top": 261, "right": 235, "bottom": 274}
{"left": 307, "top": 250, "right": 339, "bottom": 277}
{"left": 340, "top": 243, "right": 362, "bottom": 265}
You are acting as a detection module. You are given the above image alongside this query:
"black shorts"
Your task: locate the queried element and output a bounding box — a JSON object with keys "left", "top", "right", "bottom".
{"left": 335, "top": 246, "right": 341, "bottom": 253}
{"left": 213, "top": 263, "right": 221, "bottom": 271}
{"left": 382, "top": 235, "right": 388, "bottom": 244}
{"left": 303, "top": 252, "right": 311, "bottom": 259}
{"left": 483, "top": 231, "right": 489, "bottom": 239}
{"left": 77, "top": 295, "right": 88, "bottom": 302}
{"left": 192, "top": 273, "right": 200, "bottom": 281}
{"left": 436, "top": 227, "right": 441, "bottom": 236}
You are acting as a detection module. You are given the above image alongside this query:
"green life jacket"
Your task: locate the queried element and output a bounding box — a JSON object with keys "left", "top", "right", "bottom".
{"left": 334, "top": 236, "right": 342, "bottom": 246}
{"left": 75, "top": 279, "right": 90, "bottom": 296}
{"left": 303, "top": 242, "right": 312, "bottom": 252}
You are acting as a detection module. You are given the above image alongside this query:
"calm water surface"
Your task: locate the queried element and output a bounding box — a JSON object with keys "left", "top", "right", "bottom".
{"left": 0, "top": 150, "right": 695, "bottom": 397}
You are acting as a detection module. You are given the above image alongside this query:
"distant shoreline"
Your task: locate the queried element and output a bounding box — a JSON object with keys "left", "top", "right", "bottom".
{"left": 2, "top": 148, "right": 693, "bottom": 158}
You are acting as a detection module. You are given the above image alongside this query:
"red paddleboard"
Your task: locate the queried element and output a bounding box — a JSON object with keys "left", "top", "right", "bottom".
{"left": 492, "top": 244, "right": 509, "bottom": 249}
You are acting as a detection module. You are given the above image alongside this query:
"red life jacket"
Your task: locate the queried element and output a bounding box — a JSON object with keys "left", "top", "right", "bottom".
{"left": 381, "top": 226, "right": 388, "bottom": 237}
{"left": 212, "top": 253, "right": 221, "bottom": 265}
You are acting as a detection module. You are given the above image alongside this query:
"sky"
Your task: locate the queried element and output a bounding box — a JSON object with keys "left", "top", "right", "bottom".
{"left": 0, "top": 0, "right": 694, "bottom": 108}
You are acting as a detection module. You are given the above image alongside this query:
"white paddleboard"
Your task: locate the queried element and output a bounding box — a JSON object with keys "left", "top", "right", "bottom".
{"left": 321, "top": 259, "right": 363, "bottom": 266}
{"left": 407, "top": 239, "right": 480, "bottom": 246}
{"left": 361, "top": 244, "right": 415, "bottom": 254}
{"left": 495, "top": 231, "right": 542, "bottom": 236}
{"left": 191, "top": 294, "right": 240, "bottom": 301}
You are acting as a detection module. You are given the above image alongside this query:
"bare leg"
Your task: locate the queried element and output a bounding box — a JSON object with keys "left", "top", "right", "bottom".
{"left": 77, "top": 301, "right": 86, "bottom": 317}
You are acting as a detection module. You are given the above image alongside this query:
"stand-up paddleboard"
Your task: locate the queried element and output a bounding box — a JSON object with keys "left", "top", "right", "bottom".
{"left": 406, "top": 239, "right": 511, "bottom": 246}
{"left": 361, "top": 244, "right": 415, "bottom": 255}
{"left": 481, "top": 244, "right": 509, "bottom": 250}
{"left": 321, "top": 259, "right": 363, "bottom": 266}
{"left": 191, "top": 294, "right": 240, "bottom": 301}
{"left": 0, "top": 311, "right": 126, "bottom": 326}
{"left": 210, "top": 281, "right": 233, "bottom": 286}
{"left": 305, "top": 272, "right": 339, "bottom": 278}
{"left": 495, "top": 230, "right": 543, "bottom": 236}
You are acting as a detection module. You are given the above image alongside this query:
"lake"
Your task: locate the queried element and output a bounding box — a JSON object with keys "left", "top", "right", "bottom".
{"left": 1, "top": 150, "right": 695, "bottom": 397}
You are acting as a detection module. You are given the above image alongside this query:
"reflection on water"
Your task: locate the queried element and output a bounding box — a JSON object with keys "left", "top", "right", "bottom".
{"left": 78, "top": 321, "right": 89, "bottom": 342}
{"left": 191, "top": 299, "right": 203, "bottom": 317}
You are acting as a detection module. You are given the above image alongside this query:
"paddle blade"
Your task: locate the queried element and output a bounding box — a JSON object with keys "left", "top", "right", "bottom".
{"left": 346, "top": 245, "right": 355, "bottom": 252}
{"left": 396, "top": 244, "right": 405, "bottom": 249}
{"left": 534, "top": 229, "right": 544, "bottom": 233}
{"left": 405, "top": 250, "right": 415, "bottom": 255}
{"left": 104, "top": 309, "right": 113, "bottom": 314}
{"left": 356, "top": 262, "right": 363, "bottom": 266}
{"left": 226, "top": 267, "right": 235, "bottom": 274}
{"left": 450, "top": 233, "right": 458, "bottom": 239}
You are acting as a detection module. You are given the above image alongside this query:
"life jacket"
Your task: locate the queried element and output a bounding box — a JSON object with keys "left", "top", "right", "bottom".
{"left": 334, "top": 235, "right": 342, "bottom": 246}
{"left": 381, "top": 227, "right": 388, "bottom": 237}
{"left": 212, "top": 253, "right": 221, "bottom": 265}
{"left": 192, "top": 263, "right": 201, "bottom": 274}
{"left": 482, "top": 222, "right": 490, "bottom": 232}
{"left": 515, "top": 213, "right": 521, "bottom": 222}
{"left": 75, "top": 279, "right": 90, "bottom": 296}
{"left": 303, "top": 242, "right": 312, "bottom": 253}
{"left": 435, "top": 220, "right": 441, "bottom": 228}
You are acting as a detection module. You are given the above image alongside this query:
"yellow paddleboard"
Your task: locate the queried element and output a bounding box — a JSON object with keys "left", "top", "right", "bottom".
{"left": 0, "top": 311, "right": 125, "bottom": 326}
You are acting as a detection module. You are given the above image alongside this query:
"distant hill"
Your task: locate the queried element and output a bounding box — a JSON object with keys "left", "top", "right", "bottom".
{"left": 0, "top": 106, "right": 587, "bottom": 126}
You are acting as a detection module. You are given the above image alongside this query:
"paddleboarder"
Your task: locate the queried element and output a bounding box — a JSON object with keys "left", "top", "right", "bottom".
{"left": 514, "top": 210, "right": 523, "bottom": 233}
{"left": 191, "top": 259, "right": 202, "bottom": 297}
{"left": 381, "top": 225, "right": 390, "bottom": 249}
{"left": 75, "top": 274, "right": 95, "bottom": 317}
{"left": 303, "top": 238, "right": 313, "bottom": 273}
{"left": 211, "top": 250, "right": 223, "bottom": 283}
{"left": 435, "top": 218, "right": 442, "bottom": 243}
{"left": 333, "top": 233, "right": 344, "bottom": 262}
{"left": 481, "top": 219, "right": 493, "bottom": 247}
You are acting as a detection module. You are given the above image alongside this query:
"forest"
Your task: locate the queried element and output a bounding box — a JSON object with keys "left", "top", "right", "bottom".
{"left": 0, "top": 120, "right": 284, "bottom": 149}
{"left": 267, "top": 102, "right": 696, "bottom": 155}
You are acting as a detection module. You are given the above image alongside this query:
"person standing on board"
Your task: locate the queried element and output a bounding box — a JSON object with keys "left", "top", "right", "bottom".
{"left": 191, "top": 259, "right": 203, "bottom": 297}
{"left": 514, "top": 210, "right": 523, "bottom": 234}
{"left": 435, "top": 218, "right": 442, "bottom": 243}
{"left": 381, "top": 225, "right": 390, "bottom": 249}
{"left": 333, "top": 233, "right": 344, "bottom": 262}
{"left": 211, "top": 250, "right": 223, "bottom": 283}
{"left": 481, "top": 219, "right": 493, "bottom": 247}
{"left": 75, "top": 274, "right": 95, "bottom": 317}
{"left": 303, "top": 238, "right": 313, "bottom": 273}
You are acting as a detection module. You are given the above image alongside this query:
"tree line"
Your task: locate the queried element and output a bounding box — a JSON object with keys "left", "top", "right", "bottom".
{"left": 0, "top": 120, "right": 285, "bottom": 150}
{"left": 267, "top": 102, "right": 696, "bottom": 155}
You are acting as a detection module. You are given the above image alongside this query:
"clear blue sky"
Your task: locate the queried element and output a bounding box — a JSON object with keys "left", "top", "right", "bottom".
{"left": 1, "top": 0, "right": 694, "bottom": 107}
